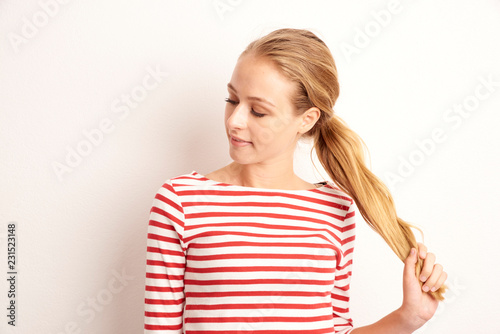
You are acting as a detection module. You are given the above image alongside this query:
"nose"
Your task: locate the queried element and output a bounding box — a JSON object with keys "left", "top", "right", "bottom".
{"left": 226, "top": 103, "right": 248, "bottom": 130}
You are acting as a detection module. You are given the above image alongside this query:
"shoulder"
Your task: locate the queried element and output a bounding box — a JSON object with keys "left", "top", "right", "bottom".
{"left": 168, "top": 170, "right": 203, "bottom": 186}
{"left": 321, "top": 180, "right": 354, "bottom": 208}
{"left": 154, "top": 170, "right": 219, "bottom": 198}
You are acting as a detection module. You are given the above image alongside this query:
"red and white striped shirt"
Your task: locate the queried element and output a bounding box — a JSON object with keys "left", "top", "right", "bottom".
{"left": 144, "top": 171, "right": 356, "bottom": 334}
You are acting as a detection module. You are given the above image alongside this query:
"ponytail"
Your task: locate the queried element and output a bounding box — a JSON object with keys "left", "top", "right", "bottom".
{"left": 314, "top": 115, "right": 446, "bottom": 301}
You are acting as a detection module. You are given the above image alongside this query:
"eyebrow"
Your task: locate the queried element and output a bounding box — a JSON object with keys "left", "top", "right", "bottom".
{"left": 227, "top": 83, "right": 276, "bottom": 108}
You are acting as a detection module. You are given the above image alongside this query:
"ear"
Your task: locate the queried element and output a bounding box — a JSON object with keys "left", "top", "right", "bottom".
{"left": 298, "top": 107, "right": 321, "bottom": 134}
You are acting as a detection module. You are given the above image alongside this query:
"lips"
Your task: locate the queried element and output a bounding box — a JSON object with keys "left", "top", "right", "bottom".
{"left": 231, "top": 135, "right": 251, "bottom": 143}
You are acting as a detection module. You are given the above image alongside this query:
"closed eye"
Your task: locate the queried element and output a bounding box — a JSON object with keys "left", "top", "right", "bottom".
{"left": 224, "top": 97, "right": 237, "bottom": 105}
{"left": 224, "top": 98, "right": 266, "bottom": 118}
{"left": 251, "top": 109, "right": 265, "bottom": 118}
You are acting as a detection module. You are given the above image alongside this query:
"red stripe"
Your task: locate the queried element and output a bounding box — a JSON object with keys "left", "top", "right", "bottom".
{"left": 342, "top": 223, "right": 356, "bottom": 232}
{"left": 332, "top": 305, "right": 350, "bottom": 313}
{"left": 145, "top": 311, "right": 183, "bottom": 317}
{"left": 185, "top": 329, "right": 334, "bottom": 334}
{"left": 155, "top": 192, "right": 183, "bottom": 214}
{"left": 183, "top": 230, "right": 343, "bottom": 247}
{"left": 145, "top": 285, "right": 183, "bottom": 292}
{"left": 185, "top": 314, "right": 333, "bottom": 323}
{"left": 148, "top": 220, "right": 176, "bottom": 231}
{"left": 185, "top": 212, "right": 345, "bottom": 231}
{"left": 185, "top": 302, "right": 331, "bottom": 310}
{"left": 183, "top": 278, "right": 333, "bottom": 286}
{"left": 144, "top": 323, "right": 182, "bottom": 330}
{"left": 335, "top": 273, "right": 351, "bottom": 281}
{"left": 334, "top": 283, "right": 350, "bottom": 291}
{"left": 145, "top": 298, "right": 184, "bottom": 305}
{"left": 146, "top": 272, "right": 185, "bottom": 279}
{"left": 147, "top": 233, "right": 181, "bottom": 245}
{"left": 189, "top": 240, "right": 340, "bottom": 250}
{"left": 331, "top": 293, "right": 349, "bottom": 302}
{"left": 345, "top": 210, "right": 355, "bottom": 219}
{"left": 186, "top": 253, "right": 335, "bottom": 261}
{"left": 343, "top": 235, "right": 356, "bottom": 244}
{"left": 337, "top": 259, "right": 353, "bottom": 270}
{"left": 185, "top": 290, "right": 330, "bottom": 298}
{"left": 185, "top": 266, "right": 335, "bottom": 274}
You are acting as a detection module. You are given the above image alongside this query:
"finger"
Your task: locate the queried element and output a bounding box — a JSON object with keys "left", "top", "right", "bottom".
{"left": 420, "top": 252, "right": 435, "bottom": 282}
{"left": 417, "top": 242, "right": 427, "bottom": 259}
{"left": 422, "top": 263, "right": 443, "bottom": 292}
{"left": 404, "top": 248, "right": 418, "bottom": 278}
{"left": 431, "top": 271, "right": 448, "bottom": 292}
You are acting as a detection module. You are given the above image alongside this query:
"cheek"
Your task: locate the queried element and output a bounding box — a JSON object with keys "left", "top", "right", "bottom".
{"left": 224, "top": 108, "right": 232, "bottom": 128}
{"left": 253, "top": 117, "right": 291, "bottom": 146}
{"left": 255, "top": 128, "right": 275, "bottom": 145}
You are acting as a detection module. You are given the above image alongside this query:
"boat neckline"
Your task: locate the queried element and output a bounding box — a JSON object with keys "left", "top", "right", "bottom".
{"left": 191, "top": 170, "right": 330, "bottom": 192}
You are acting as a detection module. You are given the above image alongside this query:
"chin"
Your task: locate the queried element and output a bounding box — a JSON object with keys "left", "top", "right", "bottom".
{"left": 229, "top": 150, "right": 258, "bottom": 165}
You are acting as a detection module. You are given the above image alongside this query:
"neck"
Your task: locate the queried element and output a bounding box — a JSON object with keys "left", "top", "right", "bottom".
{"left": 226, "top": 161, "right": 304, "bottom": 190}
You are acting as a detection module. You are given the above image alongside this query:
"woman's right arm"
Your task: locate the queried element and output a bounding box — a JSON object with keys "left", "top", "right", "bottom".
{"left": 144, "top": 180, "right": 186, "bottom": 333}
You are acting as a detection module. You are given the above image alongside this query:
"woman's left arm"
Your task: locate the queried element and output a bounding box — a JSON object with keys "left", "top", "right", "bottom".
{"left": 350, "top": 243, "right": 447, "bottom": 334}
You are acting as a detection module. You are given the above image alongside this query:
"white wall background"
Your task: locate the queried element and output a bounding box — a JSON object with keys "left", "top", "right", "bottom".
{"left": 1, "top": 0, "right": 499, "bottom": 333}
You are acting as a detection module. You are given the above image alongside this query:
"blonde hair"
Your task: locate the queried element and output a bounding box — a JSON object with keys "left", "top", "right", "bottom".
{"left": 241, "top": 28, "right": 446, "bottom": 300}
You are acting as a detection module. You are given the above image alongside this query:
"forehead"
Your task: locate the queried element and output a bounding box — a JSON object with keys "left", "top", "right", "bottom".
{"left": 229, "top": 54, "right": 297, "bottom": 110}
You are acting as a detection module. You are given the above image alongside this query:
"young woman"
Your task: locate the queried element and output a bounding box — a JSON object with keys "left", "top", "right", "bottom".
{"left": 144, "top": 28, "right": 447, "bottom": 333}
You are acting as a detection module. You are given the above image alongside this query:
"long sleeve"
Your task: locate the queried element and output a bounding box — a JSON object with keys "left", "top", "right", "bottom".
{"left": 331, "top": 201, "right": 356, "bottom": 334}
{"left": 144, "top": 180, "right": 186, "bottom": 333}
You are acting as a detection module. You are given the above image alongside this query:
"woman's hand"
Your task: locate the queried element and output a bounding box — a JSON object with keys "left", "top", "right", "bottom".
{"left": 350, "top": 243, "right": 447, "bottom": 334}
{"left": 399, "top": 243, "right": 447, "bottom": 331}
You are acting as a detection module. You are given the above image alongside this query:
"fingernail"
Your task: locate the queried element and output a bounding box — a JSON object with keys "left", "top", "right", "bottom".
{"left": 431, "top": 286, "right": 437, "bottom": 292}
{"left": 422, "top": 285, "right": 429, "bottom": 292}
{"left": 420, "top": 275, "right": 426, "bottom": 282}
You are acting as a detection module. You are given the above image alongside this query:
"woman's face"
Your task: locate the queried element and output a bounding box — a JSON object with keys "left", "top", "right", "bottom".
{"left": 224, "top": 54, "right": 315, "bottom": 165}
